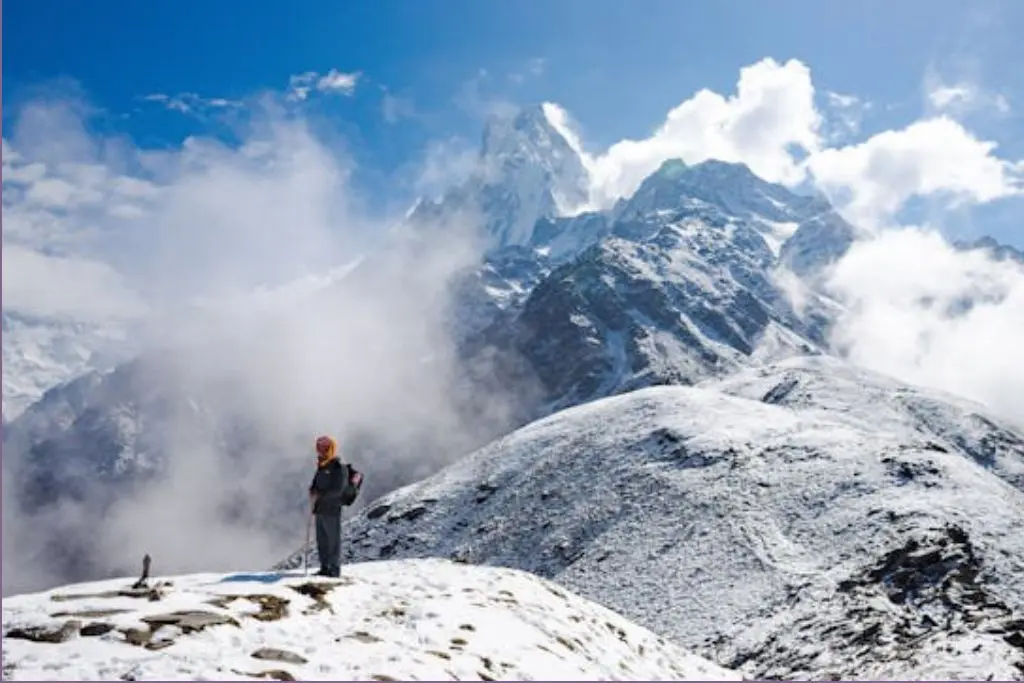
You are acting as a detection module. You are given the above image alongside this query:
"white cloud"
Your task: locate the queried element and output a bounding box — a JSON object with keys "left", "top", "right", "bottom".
{"left": 508, "top": 57, "right": 547, "bottom": 84}
{"left": 2, "top": 160, "right": 47, "bottom": 184}
{"left": 143, "top": 92, "right": 243, "bottom": 115}
{"left": 543, "top": 58, "right": 1021, "bottom": 229}
{"left": 454, "top": 68, "right": 519, "bottom": 121}
{"left": 929, "top": 84, "right": 975, "bottom": 111}
{"left": 409, "top": 136, "right": 480, "bottom": 199}
{"left": 1, "top": 244, "right": 148, "bottom": 320}
{"left": 533, "top": 56, "right": 1024, "bottom": 429}
{"left": 316, "top": 68, "right": 360, "bottom": 95}
{"left": 824, "top": 227, "right": 1024, "bottom": 425}
{"left": 286, "top": 71, "right": 318, "bottom": 102}
{"left": 286, "top": 69, "right": 361, "bottom": 101}
{"left": 1, "top": 87, "right": 523, "bottom": 597}
{"left": 2, "top": 137, "right": 21, "bottom": 162}
{"left": 381, "top": 88, "right": 416, "bottom": 124}
{"left": 806, "top": 116, "right": 1022, "bottom": 227}
{"left": 540, "top": 102, "right": 587, "bottom": 161}
{"left": 2, "top": 124, "right": 164, "bottom": 317}
{"left": 575, "top": 58, "right": 824, "bottom": 209}
{"left": 826, "top": 92, "right": 859, "bottom": 109}
{"left": 923, "top": 68, "right": 1012, "bottom": 118}
{"left": 823, "top": 91, "right": 871, "bottom": 141}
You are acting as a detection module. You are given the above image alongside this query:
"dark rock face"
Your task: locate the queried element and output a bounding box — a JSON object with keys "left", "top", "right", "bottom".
{"left": 468, "top": 209, "right": 830, "bottom": 413}
{"left": 778, "top": 211, "right": 858, "bottom": 279}
{"left": 724, "top": 525, "right": 1024, "bottom": 679}
{"left": 445, "top": 156, "right": 849, "bottom": 416}
{"left": 954, "top": 235, "right": 1024, "bottom": 266}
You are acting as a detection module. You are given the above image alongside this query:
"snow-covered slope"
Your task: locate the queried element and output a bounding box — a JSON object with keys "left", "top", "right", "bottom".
{"left": 0, "top": 558, "right": 739, "bottom": 681}
{"left": 1, "top": 312, "right": 137, "bottom": 422}
{"left": 277, "top": 355, "right": 1024, "bottom": 680}
{"left": 464, "top": 159, "right": 841, "bottom": 413}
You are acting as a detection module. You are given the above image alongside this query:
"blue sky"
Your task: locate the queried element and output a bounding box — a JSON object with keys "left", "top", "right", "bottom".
{"left": 3, "top": 0, "right": 1023, "bottom": 247}
{"left": 3, "top": 1, "right": 1023, "bottom": 436}
{"left": 6, "top": 1, "right": 1024, "bottom": 181}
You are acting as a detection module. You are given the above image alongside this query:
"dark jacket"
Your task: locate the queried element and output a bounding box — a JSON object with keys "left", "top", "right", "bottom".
{"left": 309, "top": 459, "right": 349, "bottom": 516}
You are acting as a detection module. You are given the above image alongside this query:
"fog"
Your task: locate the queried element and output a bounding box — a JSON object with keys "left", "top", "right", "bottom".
{"left": 2, "top": 92, "right": 526, "bottom": 595}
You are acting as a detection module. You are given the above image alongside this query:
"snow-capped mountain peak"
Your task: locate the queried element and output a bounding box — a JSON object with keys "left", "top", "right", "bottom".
{"left": 1, "top": 311, "right": 140, "bottom": 423}
{"left": 618, "top": 157, "right": 827, "bottom": 227}
{"left": 479, "top": 103, "right": 570, "bottom": 161}
{"left": 409, "top": 104, "right": 592, "bottom": 252}
{"left": 954, "top": 235, "right": 1024, "bottom": 265}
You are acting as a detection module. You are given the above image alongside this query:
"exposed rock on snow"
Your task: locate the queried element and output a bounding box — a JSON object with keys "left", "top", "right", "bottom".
{"left": 278, "top": 355, "right": 1024, "bottom": 680}
{"left": 731, "top": 523, "right": 1024, "bottom": 680}
{"left": 461, "top": 157, "right": 845, "bottom": 415}
{"left": 1, "top": 558, "right": 739, "bottom": 681}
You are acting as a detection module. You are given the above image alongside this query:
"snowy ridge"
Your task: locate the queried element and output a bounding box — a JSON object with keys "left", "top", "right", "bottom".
{"left": 278, "top": 355, "right": 1024, "bottom": 680}
{"left": 0, "top": 559, "right": 739, "bottom": 681}
{"left": 467, "top": 190, "right": 836, "bottom": 413}
{"left": 409, "top": 104, "right": 591, "bottom": 252}
{"left": 954, "top": 235, "right": 1024, "bottom": 265}
{"left": 1, "top": 312, "right": 137, "bottom": 422}
{"left": 616, "top": 158, "right": 828, "bottom": 228}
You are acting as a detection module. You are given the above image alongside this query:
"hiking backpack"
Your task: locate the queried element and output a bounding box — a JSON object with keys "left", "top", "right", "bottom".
{"left": 340, "top": 464, "right": 364, "bottom": 507}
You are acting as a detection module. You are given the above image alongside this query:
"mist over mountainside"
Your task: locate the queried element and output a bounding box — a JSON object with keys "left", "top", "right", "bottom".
{"left": 1, "top": 312, "right": 139, "bottom": 423}
{"left": 8, "top": 2, "right": 1024, "bottom": 677}
{"left": 278, "top": 355, "right": 1024, "bottom": 680}
{"left": 3, "top": 98, "right": 1021, "bottom": 610}
{"left": 954, "top": 235, "right": 1024, "bottom": 265}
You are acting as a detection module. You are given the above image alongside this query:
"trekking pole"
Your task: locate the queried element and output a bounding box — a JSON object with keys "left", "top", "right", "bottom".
{"left": 303, "top": 512, "right": 312, "bottom": 577}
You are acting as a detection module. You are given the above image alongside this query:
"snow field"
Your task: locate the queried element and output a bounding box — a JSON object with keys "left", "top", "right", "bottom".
{"left": 1, "top": 557, "right": 740, "bottom": 681}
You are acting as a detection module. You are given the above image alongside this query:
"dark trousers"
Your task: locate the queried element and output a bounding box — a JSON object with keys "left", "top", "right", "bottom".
{"left": 315, "top": 512, "right": 342, "bottom": 576}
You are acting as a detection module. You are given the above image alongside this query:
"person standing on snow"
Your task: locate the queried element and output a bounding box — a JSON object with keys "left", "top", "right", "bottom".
{"left": 308, "top": 435, "right": 348, "bottom": 577}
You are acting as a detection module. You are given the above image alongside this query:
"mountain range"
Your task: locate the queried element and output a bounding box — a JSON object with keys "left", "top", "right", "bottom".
{"left": 276, "top": 355, "right": 1024, "bottom": 679}
{"left": 4, "top": 102, "right": 1024, "bottom": 679}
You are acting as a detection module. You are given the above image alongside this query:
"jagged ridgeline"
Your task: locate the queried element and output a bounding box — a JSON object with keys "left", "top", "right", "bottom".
{"left": 2, "top": 103, "right": 858, "bottom": 593}
{"left": 277, "top": 356, "right": 1024, "bottom": 680}
{"left": 6, "top": 102, "right": 1024, "bottom": 682}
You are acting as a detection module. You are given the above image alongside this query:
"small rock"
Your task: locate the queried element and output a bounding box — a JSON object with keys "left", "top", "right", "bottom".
{"left": 232, "top": 668, "right": 296, "bottom": 681}
{"left": 1005, "top": 631, "right": 1024, "bottom": 649}
{"left": 387, "top": 505, "right": 428, "bottom": 523}
{"left": 246, "top": 595, "right": 290, "bottom": 621}
{"left": 80, "top": 622, "right": 116, "bottom": 637}
{"left": 121, "top": 628, "right": 152, "bottom": 646}
{"left": 252, "top": 648, "right": 308, "bottom": 665}
{"left": 5, "top": 620, "right": 81, "bottom": 643}
{"left": 141, "top": 610, "right": 239, "bottom": 633}
{"left": 53, "top": 609, "right": 130, "bottom": 619}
